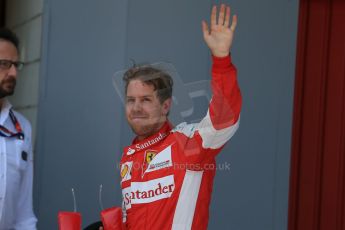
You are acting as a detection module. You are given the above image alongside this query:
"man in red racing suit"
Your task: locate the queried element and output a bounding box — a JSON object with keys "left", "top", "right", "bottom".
{"left": 119, "top": 4, "right": 241, "bottom": 230}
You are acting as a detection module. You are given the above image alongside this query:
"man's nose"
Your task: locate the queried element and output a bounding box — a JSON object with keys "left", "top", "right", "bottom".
{"left": 8, "top": 64, "right": 18, "bottom": 78}
{"left": 133, "top": 100, "right": 142, "bottom": 112}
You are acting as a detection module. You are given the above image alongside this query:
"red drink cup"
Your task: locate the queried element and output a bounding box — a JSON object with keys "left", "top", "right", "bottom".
{"left": 100, "top": 207, "right": 123, "bottom": 230}
{"left": 58, "top": 211, "right": 82, "bottom": 230}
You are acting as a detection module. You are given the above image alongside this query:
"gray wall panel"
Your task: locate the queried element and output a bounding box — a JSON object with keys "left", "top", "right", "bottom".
{"left": 208, "top": 1, "right": 299, "bottom": 229}
{"left": 35, "top": 0, "right": 128, "bottom": 228}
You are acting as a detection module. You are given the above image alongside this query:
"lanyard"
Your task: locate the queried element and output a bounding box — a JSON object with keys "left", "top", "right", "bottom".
{"left": 0, "top": 109, "right": 24, "bottom": 140}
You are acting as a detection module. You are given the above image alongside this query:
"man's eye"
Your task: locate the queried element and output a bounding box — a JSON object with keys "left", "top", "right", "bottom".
{"left": 0, "top": 61, "right": 9, "bottom": 67}
{"left": 126, "top": 98, "right": 135, "bottom": 103}
{"left": 143, "top": 98, "right": 151, "bottom": 102}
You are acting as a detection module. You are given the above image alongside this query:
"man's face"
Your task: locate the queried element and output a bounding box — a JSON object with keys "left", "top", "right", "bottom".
{"left": 0, "top": 40, "right": 18, "bottom": 98}
{"left": 125, "top": 80, "right": 171, "bottom": 140}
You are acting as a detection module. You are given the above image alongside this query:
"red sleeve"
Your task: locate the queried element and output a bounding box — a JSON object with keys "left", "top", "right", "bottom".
{"left": 209, "top": 55, "right": 242, "bottom": 130}
{"left": 172, "top": 54, "right": 242, "bottom": 163}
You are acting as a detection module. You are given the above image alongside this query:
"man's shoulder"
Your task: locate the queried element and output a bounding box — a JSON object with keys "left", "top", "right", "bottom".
{"left": 171, "top": 122, "right": 198, "bottom": 137}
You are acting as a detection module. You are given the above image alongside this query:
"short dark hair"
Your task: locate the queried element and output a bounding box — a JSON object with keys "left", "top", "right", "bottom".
{"left": 123, "top": 65, "right": 173, "bottom": 104}
{"left": 0, "top": 27, "right": 19, "bottom": 50}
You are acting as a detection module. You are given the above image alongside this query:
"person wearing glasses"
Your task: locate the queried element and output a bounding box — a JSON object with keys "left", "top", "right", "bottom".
{"left": 0, "top": 28, "right": 37, "bottom": 229}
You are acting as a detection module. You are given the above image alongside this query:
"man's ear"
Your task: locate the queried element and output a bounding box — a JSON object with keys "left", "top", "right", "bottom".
{"left": 162, "top": 98, "right": 172, "bottom": 116}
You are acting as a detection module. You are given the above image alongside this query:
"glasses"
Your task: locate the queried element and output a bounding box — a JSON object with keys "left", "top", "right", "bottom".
{"left": 0, "top": 59, "right": 24, "bottom": 71}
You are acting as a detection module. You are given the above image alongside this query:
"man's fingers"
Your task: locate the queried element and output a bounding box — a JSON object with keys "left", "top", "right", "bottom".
{"left": 207, "top": 4, "right": 236, "bottom": 33}
{"left": 230, "top": 14, "right": 238, "bottom": 32}
{"left": 224, "top": 6, "right": 231, "bottom": 28}
{"left": 218, "top": 4, "right": 226, "bottom": 25}
{"left": 202, "top": 20, "right": 210, "bottom": 37}
{"left": 210, "top": 5, "right": 217, "bottom": 28}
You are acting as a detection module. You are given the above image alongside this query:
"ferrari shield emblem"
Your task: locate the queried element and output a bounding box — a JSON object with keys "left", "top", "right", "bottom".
{"left": 121, "top": 165, "right": 129, "bottom": 178}
{"left": 120, "top": 162, "right": 133, "bottom": 182}
{"left": 145, "top": 151, "right": 157, "bottom": 164}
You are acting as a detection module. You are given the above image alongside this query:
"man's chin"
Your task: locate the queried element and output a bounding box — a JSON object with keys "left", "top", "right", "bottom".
{"left": 129, "top": 124, "right": 154, "bottom": 137}
{"left": 130, "top": 126, "right": 149, "bottom": 137}
{"left": 0, "top": 89, "right": 15, "bottom": 98}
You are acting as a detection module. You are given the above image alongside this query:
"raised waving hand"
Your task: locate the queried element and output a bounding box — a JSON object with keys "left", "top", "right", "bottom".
{"left": 202, "top": 4, "right": 238, "bottom": 57}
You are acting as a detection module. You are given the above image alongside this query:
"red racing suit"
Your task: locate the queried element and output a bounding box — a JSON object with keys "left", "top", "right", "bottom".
{"left": 120, "top": 55, "right": 242, "bottom": 230}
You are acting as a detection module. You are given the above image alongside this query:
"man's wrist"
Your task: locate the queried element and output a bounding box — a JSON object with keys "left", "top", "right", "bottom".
{"left": 211, "top": 52, "right": 230, "bottom": 58}
{"left": 212, "top": 54, "right": 232, "bottom": 70}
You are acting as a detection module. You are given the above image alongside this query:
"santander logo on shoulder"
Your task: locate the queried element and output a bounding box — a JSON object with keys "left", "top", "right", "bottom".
{"left": 126, "top": 132, "right": 168, "bottom": 156}
{"left": 122, "top": 175, "right": 175, "bottom": 210}
{"left": 126, "top": 148, "right": 135, "bottom": 155}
